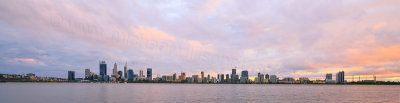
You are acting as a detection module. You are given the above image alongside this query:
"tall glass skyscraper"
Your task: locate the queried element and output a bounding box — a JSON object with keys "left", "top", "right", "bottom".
{"left": 147, "top": 68, "right": 152, "bottom": 80}
{"left": 68, "top": 70, "right": 75, "bottom": 81}
{"left": 241, "top": 70, "right": 248, "bottom": 78}
{"left": 220, "top": 74, "right": 224, "bottom": 83}
{"left": 173, "top": 73, "right": 177, "bottom": 80}
{"left": 240, "top": 70, "right": 249, "bottom": 83}
{"left": 124, "top": 63, "right": 127, "bottom": 78}
{"left": 201, "top": 71, "right": 204, "bottom": 83}
{"left": 128, "top": 69, "right": 134, "bottom": 80}
{"left": 225, "top": 74, "right": 229, "bottom": 83}
{"left": 99, "top": 61, "right": 107, "bottom": 76}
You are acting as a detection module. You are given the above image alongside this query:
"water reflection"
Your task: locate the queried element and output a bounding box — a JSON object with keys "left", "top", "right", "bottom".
{"left": 0, "top": 83, "right": 399, "bottom": 103}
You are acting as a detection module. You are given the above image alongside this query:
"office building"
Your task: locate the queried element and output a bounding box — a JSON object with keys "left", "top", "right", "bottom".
{"left": 99, "top": 61, "right": 107, "bottom": 76}
{"left": 179, "top": 72, "right": 186, "bottom": 81}
{"left": 128, "top": 69, "right": 134, "bottom": 80}
{"left": 201, "top": 71, "right": 204, "bottom": 83}
{"left": 124, "top": 63, "right": 127, "bottom": 78}
{"left": 147, "top": 68, "right": 152, "bottom": 80}
{"left": 257, "top": 73, "right": 265, "bottom": 83}
{"left": 270, "top": 75, "right": 278, "bottom": 83}
{"left": 225, "top": 74, "right": 230, "bottom": 83}
{"left": 192, "top": 75, "right": 199, "bottom": 83}
{"left": 211, "top": 77, "right": 217, "bottom": 83}
{"left": 186, "top": 77, "right": 193, "bottom": 83}
{"left": 85, "top": 68, "right": 91, "bottom": 80}
{"left": 162, "top": 75, "right": 167, "bottom": 82}
{"left": 240, "top": 70, "right": 249, "bottom": 83}
{"left": 219, "top": 74, "right": 225, "bottom": 83}
{"left": 139, "top": 70, "right": 144, "bottom": 78}
{"left": 68, "top": 71, "right": 75, "bottom": 81}
{"left": 241, "top": 70, "right": 248, "bottom": 78}
{"left": 207, "top": 74, "right": 210, "bottom": 81}
{"left": 166, "top": 75, "right": 173, "bottom": 81}
{"left": 173, "top": 73, "right": 177, "bottom": 81}
{"left": 336, "top": 71, "right": 345, "bottom": 83}
{"left": 232, "top": 68, "right": 236, "bottom": 75}
{"left": 231, "top": 74, "right": 239, "bottom": 83}
{"left": 113, "top": 62, "right": 117, "bottom": 75}
{"left": 326, "top": 73, "right": 332, "bottom": 81}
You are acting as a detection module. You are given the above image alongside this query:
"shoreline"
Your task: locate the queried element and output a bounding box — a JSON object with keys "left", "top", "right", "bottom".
{"left": 1, "top": 82, "right": 399, "bottom": 85}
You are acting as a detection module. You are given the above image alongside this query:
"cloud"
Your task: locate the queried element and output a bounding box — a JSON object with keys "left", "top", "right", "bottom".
{"left": 0, "top": 0, "right": 399, "bottom": 81}
{"left": 15, "top": 58, "right": 39, "bottom": 63}
{"left": 131, "top": 25, "right": 176, "bottom": 42}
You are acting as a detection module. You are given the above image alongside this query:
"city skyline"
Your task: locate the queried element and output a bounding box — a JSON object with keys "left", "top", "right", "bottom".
{"left": 1, "top": 0, "right": 400, "bottom": 81}
{"left": 60, "top": 60, "right": 377, "bottom": 83}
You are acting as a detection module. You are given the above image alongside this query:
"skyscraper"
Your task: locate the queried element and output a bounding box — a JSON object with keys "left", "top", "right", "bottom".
{"left": 124, "top": 63, "right": 127, "bottom": 78}
{"left": 232, "top": 68, "right": 236, "bottom": 75}
{"left": 128, "top": 69, "right": 134, "bottom": 80}
{"left": 265, "top": 74, "right": 269, "bottom": 82}
{"left": 241, "top": 70, "right": 248, "bottom": 78}
{"left": 270, "top": 75, "right": 278, "bottom": 83}
{"left": 173, "top": 73, "right": 177, "bottom": 81}
{"left": 68, "top": 71, "right": 75, "bottom": 81}
{"left": 113, "top": 62, "right": 117, "bottom": 75}
{"left": 207, "top": 74, "right": 210, "bottom": 81}
{"left": 240, "top": 70, "right": 249, "bottom": 83}
{"left": 225, "top": 74, "right": 229, "bottom": 83}
{"left": 85, "top": 68, "right": 90, "bottom": 80}
{"left": 201, "top": 71, "right": 204, "bottom": 83}
{"left": 258, "top": 73, "right": 265, "bottom": 83}
{"left": 231, "top": 74, "right": 237, "bottom": 83}
{"left": 99, "top": 61, "right": 107, "bottom": 76}
{"left": 147, "top": 68, "right": 152, "bottom": 80}
{"left": 220, "top": 74, "right": 224, "bottom": 83}
{"left": 336, "top": 71, "right": 345, "bottom": 83}
{"left": 139, "top": 69, "right": 144, "bottom": 78}
{"left": 179, "top": 72, "right": 186, "bottom": 81}
{"left": 326, "top": 73, "right": 332, "bottom": 81}
{"left": 192, "top": 75, "right": 199, "bottom": 83}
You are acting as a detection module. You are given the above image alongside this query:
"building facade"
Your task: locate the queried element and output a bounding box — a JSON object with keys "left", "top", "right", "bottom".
{"left": 113, "top": 62, "right": 117, "bottom": 75}
{"left": 128, "top": 69, "right": 134, "bottom": 80}
{"left": 147, "top": 68, "right": 152, "bottom": 80}
{"left": 270, "top": 75, "right": 278, "bottom": 83}
{"left": 336, "top": 71, "right": 345, "bottom": 83}
{"left": 99, "top": 61, "right": 107, "bottom": 76}
{"left": 68, "top": 71, "right": 75, "bottom": 81}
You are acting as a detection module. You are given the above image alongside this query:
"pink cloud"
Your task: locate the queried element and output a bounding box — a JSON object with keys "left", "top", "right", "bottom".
{"left": 15, "top": 58, "right": 39, "bottom": 63}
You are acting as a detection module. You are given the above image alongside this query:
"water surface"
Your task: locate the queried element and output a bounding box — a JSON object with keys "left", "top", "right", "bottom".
{"left": 0, "top": 83, "right": 399, "bottom": 103}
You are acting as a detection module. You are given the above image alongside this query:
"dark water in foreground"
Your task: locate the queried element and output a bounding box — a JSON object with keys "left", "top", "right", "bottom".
{"left": 0, "top": 83, "right": 399, "bottom": 103}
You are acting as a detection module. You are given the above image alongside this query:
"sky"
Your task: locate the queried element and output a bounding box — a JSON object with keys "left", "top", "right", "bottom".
{"left": 0, "top": 0, "right": 399, "bottom": 81}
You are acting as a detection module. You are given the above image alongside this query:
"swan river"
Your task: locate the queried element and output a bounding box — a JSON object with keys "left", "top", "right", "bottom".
{"left": 0, "top": 83, "right": 399, "bottom": 103}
